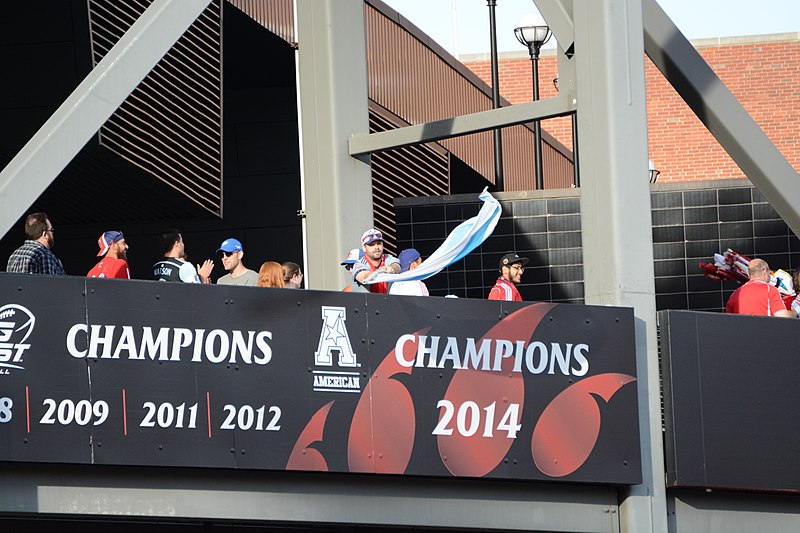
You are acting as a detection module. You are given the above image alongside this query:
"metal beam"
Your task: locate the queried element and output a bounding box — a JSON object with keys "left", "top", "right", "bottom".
{"left": 533, "top": 0, "right": 575, "bottom": 57}
{"left": 642, "top": 0, "right": 800, "bottom": 235}
{"left": 573, "top": 1, "right": 667, "bottom": 532}
{"left": 296, "top": 0, "right": 373, "bottom": 291}
{"left": 0, "top": 463, "right": 620, "bottom": 531}
{"left": 0, "top": 0, "right": 212, "bottom": 239}
{"left": 349, "top": 96, "right": 574, "bottom": 157}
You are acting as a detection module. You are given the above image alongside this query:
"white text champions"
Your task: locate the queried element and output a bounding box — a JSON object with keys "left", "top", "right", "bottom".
{"left": 394, "top": 334, "right": 589, "bottom": 376}
{"left": 66, "top": 324, "right": 273, "bottom": 365}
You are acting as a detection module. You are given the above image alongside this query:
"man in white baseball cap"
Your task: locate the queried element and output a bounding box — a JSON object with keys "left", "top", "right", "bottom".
{"left": 352, "top": 228, "right": 400, "bottom": 294}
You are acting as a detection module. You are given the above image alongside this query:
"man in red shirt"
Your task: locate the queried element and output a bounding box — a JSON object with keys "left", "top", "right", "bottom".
{"left": 725, "top": 257, "right": 794, "bottom": 317}
{"left": 488, "top": 253, "right": 528, "bottom": 301}
{"left": 352, "top": 229, "right": 400, "bottom": 294}
{"left": 88, "top": 230, "right": 130, "bottom": 279}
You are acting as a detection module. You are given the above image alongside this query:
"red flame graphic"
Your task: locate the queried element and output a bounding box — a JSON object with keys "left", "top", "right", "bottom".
{"left": 531, "top": 373, "right": 636, "bottom": 477}
{"left": 286, "top": 401, "right": 333, "bottom": 471}
{"left": 347, "top": 329, "right": 428, "bottom": 473}
{"left": 438, "top": 303, "right": 555, "bottom": 477}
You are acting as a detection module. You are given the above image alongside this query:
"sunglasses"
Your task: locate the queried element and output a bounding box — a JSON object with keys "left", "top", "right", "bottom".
{"left": 219, "top": 251, "right": 238, "bottom": 258}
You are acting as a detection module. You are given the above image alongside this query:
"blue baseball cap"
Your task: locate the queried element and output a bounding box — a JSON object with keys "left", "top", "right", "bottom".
{"left": 217, "top": 238, "right": 243, "bottom": 254}
{"left": 398, "top": 248, "right": 421, "bottom": 273}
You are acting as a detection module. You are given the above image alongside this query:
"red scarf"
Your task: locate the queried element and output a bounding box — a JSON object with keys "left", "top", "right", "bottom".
{"left": 365, "top": 255, "right": 389, "bottom": 294}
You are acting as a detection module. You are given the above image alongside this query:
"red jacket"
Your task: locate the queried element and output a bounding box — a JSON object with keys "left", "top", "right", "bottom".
{"left": 488, "top": 277, "right": 521, "bottom": 301}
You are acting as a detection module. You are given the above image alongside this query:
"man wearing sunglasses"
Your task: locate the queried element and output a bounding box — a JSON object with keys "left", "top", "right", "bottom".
{"left": 216, "top": 238, "right": 258, "bottom": 286}
{"left": 352, "top": 228, "right": 400, "bottom": 294}
{"left": 488, "top": 253, "right": 528, "bottom": 301}
{"left": 6, "top": 212, "right": 65, "bottom": 275}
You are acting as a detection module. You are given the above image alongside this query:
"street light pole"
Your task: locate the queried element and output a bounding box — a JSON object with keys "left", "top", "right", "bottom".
{"left": 487, "top": 0, "right": 504, "bottom": 191}
{"left": 531, "top": 45, "right": 544, "bottom": 190}
{"left": 514, "top": 17, "right": 552, "bottom": 190}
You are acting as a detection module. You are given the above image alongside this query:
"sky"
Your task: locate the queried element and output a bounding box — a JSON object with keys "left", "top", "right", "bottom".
{"left": 381, "top": 0, "right": 800, "bottom": 57}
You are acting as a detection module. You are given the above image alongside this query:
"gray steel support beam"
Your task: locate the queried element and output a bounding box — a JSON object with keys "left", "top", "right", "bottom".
{"left": 0, "top": 0, "right": 211, "bottom": 240}
{"left": 533, "top": 0, "right": 575, "bottom": 57}
{"left": 0, "top": 463, "right": 620, "bottom": 532}
{"left": 349, "top": 96, "right": 574, "bottom": 157}
{"left": 642, "top": 0, "right": 800, "bottom": 236}
{"left": 573, "top": 1, "right": 667, "bottom": 532}
{"left": 296, "top": 0, "right": 373, "bottom": 291}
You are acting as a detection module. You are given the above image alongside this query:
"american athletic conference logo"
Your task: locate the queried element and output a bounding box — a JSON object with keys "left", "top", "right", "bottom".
{"left": 0, "top": 304, "right": 36, "bottom": 373}
{"left": 312, "top": 306, "right": 361, "bottom": 393}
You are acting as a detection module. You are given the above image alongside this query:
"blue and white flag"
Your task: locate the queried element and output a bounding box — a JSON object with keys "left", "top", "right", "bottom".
{"left": 364, "top": 187, "right": 501, "bottom": 285}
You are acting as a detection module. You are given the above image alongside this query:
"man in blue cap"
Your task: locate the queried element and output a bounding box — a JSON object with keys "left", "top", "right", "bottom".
{"left": 216, "top": 238, "right": 258, "bottom": 286}
{"left": 388, "top": 248, "right": 429, "bottom": 296}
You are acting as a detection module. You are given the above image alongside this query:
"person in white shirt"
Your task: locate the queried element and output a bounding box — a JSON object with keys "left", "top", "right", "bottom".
{"left": 389, "top": 248, "right": 429, "bottom": 296}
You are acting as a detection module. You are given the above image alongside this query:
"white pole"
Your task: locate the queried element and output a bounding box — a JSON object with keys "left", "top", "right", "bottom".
{"left": 451, "top": 0, "right": 460, "bottom": 57}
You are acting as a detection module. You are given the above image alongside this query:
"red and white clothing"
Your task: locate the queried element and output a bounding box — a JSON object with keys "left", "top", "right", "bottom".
{"left": 88, "top": 257, "right": 130, "bottom": 279}
{"left": 725, "top": 279, "right": 784, "bottom": 316}
{"left": 352, "top": 254, "right": 399, "bottom": 294}
{"left": 488, "top": 276, "right": 521, "bottom": 301}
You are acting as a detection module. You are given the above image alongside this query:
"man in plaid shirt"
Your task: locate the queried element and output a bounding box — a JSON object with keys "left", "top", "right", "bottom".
{"left": 6, "top": 212, "right": 66, "bottom": 275}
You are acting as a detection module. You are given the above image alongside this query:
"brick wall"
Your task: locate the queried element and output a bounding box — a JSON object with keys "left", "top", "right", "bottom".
{"left": 463, "top": 35, "right": 800, "bottom": 184}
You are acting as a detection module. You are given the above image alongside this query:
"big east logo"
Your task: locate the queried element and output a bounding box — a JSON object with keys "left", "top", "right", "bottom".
{"left": 0, "top": 304, "right": 36, "bottom": 372}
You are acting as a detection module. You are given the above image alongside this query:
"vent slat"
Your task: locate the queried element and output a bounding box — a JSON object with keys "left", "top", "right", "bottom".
{"left": 88, "top": 0, "right": 222, "bottom": 216}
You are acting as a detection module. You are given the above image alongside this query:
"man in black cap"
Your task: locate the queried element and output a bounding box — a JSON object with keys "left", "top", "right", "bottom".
{"left": 488, "top": 253, "right": 528, "bottom": 301}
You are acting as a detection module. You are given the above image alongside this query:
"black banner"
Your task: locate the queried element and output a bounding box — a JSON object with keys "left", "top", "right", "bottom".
{"left": 660, "top": 309, "right": 800, "bottom": 493}
{"left": 0, "top": 274, "right": 641, "bottom": 484}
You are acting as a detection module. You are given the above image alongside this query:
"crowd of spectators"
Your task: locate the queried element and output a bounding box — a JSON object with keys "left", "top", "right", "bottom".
{"left": 5, "top": 213, "right": 590, "bottom": 305}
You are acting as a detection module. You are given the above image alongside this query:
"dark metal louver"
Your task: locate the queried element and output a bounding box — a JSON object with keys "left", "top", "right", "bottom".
{"left": 88, "top": 0, "right": 223, "bottom": 216}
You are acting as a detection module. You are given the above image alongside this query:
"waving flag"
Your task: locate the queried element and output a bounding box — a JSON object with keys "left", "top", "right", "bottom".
{"left": 364, "top": 187, "right": 501, "bottom": 285}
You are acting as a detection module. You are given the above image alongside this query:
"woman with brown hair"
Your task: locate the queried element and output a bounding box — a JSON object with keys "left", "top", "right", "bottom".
{"left": 281, "top": 261, "right": 303, "bottom": 289}
{"left": 257, "top": 261, "right": 285, "bottom": 288}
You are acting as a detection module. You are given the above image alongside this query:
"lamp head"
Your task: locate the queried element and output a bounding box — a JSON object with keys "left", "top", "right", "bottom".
{"left": 514, "top": 11, "right": 552, "bottom": 51}
{"left": 649, "top": 159, "right": 661, "bottom": 183}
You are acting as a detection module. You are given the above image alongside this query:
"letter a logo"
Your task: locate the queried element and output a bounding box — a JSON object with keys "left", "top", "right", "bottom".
{"left": 315, "top": 306, "right": 357, "bottom": 367}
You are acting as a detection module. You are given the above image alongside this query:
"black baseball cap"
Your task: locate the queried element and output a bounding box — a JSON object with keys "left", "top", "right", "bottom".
{"left": 499, "top": 253, "right": 529, "bottom": 270}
